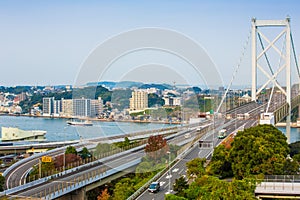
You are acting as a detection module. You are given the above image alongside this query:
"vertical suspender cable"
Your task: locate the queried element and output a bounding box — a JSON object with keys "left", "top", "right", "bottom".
{"left": 216, "top": 30, "right": 251, "bottom": 113}
{"left": 290, "top": 32, "right": 300, "bottom": 78}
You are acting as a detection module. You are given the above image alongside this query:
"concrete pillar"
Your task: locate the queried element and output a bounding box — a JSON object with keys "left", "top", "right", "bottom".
{"left": 56, "top": 188, "right": 86, "bottom": 200}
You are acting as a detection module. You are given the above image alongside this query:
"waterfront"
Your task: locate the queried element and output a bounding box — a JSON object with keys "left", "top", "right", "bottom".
{"left": 277, "top": 127, "right": 300, "bottom": 144}
{"left": 0, "top": 116, "right": 175, "bottom": 142}
{"left": 1, "top": 115, "right": 300, "bottom": 143}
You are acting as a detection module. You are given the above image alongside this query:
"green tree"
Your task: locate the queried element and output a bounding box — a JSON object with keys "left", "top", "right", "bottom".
{"left": 229, "top": 125, "right": 289, "bottom": 179}
{"left": 184, "top": 175, "right": 256, "bottom": 200}
{"left": 293, "top": 153, "right": 300, "bottom": 162}
{"left": 29, "top": 161, "right": 55, "bottom": 179}
{"left": 94, "top": 143, "right": 113, "bottom": 156}
{"left": 0, "top": 175, "right": 5, "bottom": 191}
{"left": 112, "top": 178, "right": 135, "bottom": 200}
{"left": 289, "top": 141, "right": 300, "bottom": 156}
{"left": 148, "top": 93, "right": 165, "bottom": 107}
{"left": 111, "top": 89, "right": 132, "bottom": 110}
{"left": 173, "top": 176, "right": 188, "bottom": 196}
{"left": 283, "top": 158, "right": 300, "bottom": 175}
{"left": 165, "top": 194, "right": 187, "bottom": 200}
{"left": 186, "top": 158, "right": 206, "bottom": 179}
{"left": 135, "top": 161, "right": 154, "bottom": 178}
{"left": 79, "top": 147, "right": 91, "bottom": 159}
{"left": 207, "top": 145, "right": 233, "bottom": 178}
{"left": 65, "top": 146, "right": 77, "bottom": 155}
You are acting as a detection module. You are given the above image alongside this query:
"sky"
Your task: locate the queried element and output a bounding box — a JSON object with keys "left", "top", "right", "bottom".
{"left": 0, "top": 0, "right": 300, "bottom": 88}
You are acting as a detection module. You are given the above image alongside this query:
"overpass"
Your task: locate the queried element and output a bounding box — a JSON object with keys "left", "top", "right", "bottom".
{"left": 255, "top": 175, "right": 300, "bottom": 199}
{"left": 3, "top": 124, "right": 212, "bottom": 199}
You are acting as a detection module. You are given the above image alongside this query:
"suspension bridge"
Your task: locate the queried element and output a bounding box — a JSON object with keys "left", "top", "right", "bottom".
{"left": 2, "top": 17, "right": 300, "bottom": 200}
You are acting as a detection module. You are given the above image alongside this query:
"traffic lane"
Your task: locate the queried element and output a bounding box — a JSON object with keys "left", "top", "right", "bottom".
{"left": 6, "top": 158, "right": 39, "bottom": 188}
{"left": 9, "top": 127, "right": 199, "bottom": 194}
{"left": 137, "top": 144, "right": 212, "bottom": 200}
{"left": 6, "top": 147, "right": 69, "bottom": 188}
{"left": 137, "top": 119, "right": 258, "bottom": 199}
{"left": 14, "top": 150, "right": 145, "bottom": 197}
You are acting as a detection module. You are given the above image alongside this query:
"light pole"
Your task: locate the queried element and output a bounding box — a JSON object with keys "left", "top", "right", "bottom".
{"left": 167, "top": 151, "right": 171, "bottom": 194}
{"left": 63, "top": 126, "right": 67, "bottom": 171}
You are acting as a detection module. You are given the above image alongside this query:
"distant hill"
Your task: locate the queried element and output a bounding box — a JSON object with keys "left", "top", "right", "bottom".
{"left": 114, "top": 81, "right": 143, "bottom": 88}
{"left": 138, "top": 83, "right": 172, "bottom": 90}
{"left": 86, "top": 81, "right": 143, "bottom": 89}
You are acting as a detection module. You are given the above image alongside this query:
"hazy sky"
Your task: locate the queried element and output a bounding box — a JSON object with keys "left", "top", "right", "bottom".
{"left": 0, "top": 0, "right": 300, "bottom": 87}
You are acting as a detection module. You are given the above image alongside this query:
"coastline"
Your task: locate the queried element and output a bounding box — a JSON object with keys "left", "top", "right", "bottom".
{"left": 276, "top": 122, "right": 300, "bottom": 128}
{"left": 0, "top": 113, "right": 182, "bottom": 125}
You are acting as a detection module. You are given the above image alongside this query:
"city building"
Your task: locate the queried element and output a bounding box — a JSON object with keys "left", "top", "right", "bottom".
{"left": 163, "top": 96, "right": 182, "bottom": 106}
{"left": 43, "top": 97, "right": 54, "bottom": 116}
{"left": 53, "top": 99, "right": 62, "bottom": 117}
{"left": 73, "top": 98, "right": 91, "bottom": 117}
{"left": 42, "top": 97, "right": 103, "bottom": 118}
{"left": 62, "top": 99, "right": 73, "bottom": 117}
{"left": 91, "top": 97, "right": 103, "bottom": 117}
{"left": 129, "top": 90, "right": 148, "bottom": 111}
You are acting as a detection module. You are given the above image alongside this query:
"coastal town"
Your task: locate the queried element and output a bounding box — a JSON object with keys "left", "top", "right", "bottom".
{"left": 0, "top": 82, "right": 253, "bottom": 124}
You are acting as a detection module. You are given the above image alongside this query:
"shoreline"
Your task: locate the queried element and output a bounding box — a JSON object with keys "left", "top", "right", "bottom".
{"left": 276, "top": 122, "right": 300, "bottom": 128}
{"left": 0, "top": 113, "right": 183, "bottom": 125}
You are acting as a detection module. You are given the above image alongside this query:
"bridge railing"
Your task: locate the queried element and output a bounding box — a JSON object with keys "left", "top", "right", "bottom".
{"left": 274, "top": 94, "right": 300, "bottom": 124}
{"left": 256, "top": 175, "right": 300, "bottom": 195}
{"left": 3, "top": 144, "right": 146, "bottom": 196}
{"left": 3, "top": 144, "right": 71, "bottom": 178}
{"left": 44, "top": 158, "right": 142, "bottom": 200}
{"left": 261, "top": 175, "right": 300, "bottom": 183}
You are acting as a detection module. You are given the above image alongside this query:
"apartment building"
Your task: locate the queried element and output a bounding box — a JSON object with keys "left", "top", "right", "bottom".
{"left": 129, "top": 90, "right": 148, "bottom": 111}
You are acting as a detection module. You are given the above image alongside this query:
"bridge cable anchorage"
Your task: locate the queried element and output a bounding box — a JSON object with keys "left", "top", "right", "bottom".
{"left": 290, "top": 32, "right": 300, "bottom": 79}
{"left": 216, "top": 29, "right": 251, "bottom": 113}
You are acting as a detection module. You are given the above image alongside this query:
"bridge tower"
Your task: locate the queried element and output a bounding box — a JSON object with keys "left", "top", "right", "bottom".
{"left": 251, "top": 17, "right": 291, "bottom": 143}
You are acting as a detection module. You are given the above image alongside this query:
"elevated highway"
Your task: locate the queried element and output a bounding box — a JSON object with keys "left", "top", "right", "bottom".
{"left": 3, "top": 125, "right": 183, "bottom": 189}
{"left": 4, "top": 123, "right": 212, "bottom": 199}
{"left": 3, "top": 96, "right": 299, "bottom": 199}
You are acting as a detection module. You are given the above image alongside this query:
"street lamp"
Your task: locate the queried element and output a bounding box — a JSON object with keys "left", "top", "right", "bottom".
{"left": 167, "top": 151, "right": 172, "bottom": 194}
{"left": 63, "top": 126, "right": 67, "bottom": 171}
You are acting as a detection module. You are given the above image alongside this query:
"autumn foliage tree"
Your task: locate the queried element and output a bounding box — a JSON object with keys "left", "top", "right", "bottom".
{"left": 97, "top": 188, "right": 110, "bottom": 200}
{"left": 145, "top": 135, "right": 169, "bottom": 163}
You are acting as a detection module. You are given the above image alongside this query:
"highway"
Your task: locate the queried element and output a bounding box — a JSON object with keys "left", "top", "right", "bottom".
{"left": 136, "top": 103, "right": 262, "bottom": 200}
{"left": 9, "top": 149, "right": 145, "bottom": 199}
{"left": 6, "top": 122, "right": 211, "bottom": 198}
{"left": 4, "top": 125, "right": 183, "bottom": 189}
{"left": 4, "top": 99, "right": 280, "bottom": 199}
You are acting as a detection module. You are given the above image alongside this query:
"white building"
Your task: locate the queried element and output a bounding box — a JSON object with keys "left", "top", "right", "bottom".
{"left": 129, "top": 90, "right": 148, "bottom": 111}
{"left": 163, "top": 96, "right": 182, "bottom": 106}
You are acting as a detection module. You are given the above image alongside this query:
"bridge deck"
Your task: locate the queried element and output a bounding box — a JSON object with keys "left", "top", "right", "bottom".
{"left": 256, "top": 181, "right": 300, "bottom": 198}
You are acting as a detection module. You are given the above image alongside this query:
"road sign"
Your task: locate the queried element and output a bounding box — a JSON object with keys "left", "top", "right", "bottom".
{"left": 41, "top": 156, "right": 52, "bottom": 163}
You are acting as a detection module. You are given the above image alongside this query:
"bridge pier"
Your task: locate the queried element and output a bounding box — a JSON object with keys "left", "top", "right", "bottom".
{"left": 55, "top": 187, "right": 86, "bottom": 200}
